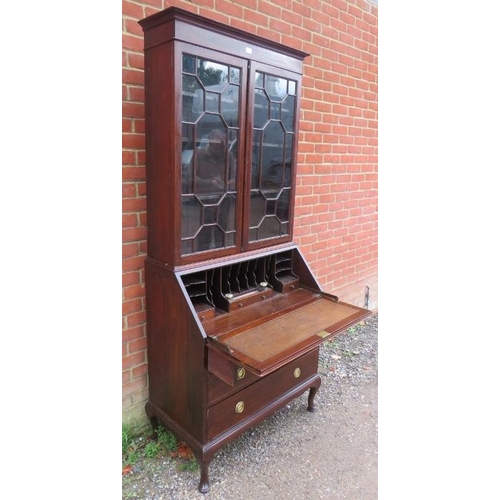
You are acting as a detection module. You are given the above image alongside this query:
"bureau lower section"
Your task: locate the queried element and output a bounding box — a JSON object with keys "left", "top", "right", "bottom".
{"left": 207, "top": 348, "right": 319, "bottom": 440}
{"left": 145, "top": 347, "right": 322, "bottom": 494}
{"left": 143, "top": 248, "right": 371, "bottom": 494}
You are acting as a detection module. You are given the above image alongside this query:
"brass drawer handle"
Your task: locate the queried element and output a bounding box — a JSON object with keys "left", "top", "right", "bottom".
{"left": 235, "top": 401, "right": 245, "bottom": 413}
{"left": 293, "top": 368, "right": 301, "bottom": 378}
{"left": 237, "top": 367, "right": 246, "bottom": 380}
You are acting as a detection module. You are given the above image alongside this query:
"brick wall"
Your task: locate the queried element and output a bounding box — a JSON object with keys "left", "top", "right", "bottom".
{"left": 122, "top": 0, "right": 378, "bottom": 425}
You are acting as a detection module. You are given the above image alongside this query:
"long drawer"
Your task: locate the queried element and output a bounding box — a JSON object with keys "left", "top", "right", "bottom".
{"left": 207, "top": 348, "right": 319, "bottom": 440}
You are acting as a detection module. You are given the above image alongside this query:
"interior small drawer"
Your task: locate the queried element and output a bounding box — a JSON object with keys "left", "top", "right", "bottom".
{"left": 207, "top": 348, "right": 319, "bottom": 440}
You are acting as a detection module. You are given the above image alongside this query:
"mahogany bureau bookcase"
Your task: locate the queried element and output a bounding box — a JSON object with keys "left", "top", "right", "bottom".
{"left": 138, "top": 7, "right": 371, "bottom": 493}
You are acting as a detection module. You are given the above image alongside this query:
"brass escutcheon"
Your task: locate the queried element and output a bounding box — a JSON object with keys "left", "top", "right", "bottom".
{"left": 293, "top": 368, "right": 301, "bottom": 378}
{"left": 235, "top": 401, "right": 245, "bottom": 413}
{"left": 237, "top": 367, "right": 246, "bottom": 380}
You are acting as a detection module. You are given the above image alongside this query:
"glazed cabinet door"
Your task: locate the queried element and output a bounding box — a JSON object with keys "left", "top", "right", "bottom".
{"left": 178, "top": 44, "right": 249, "bottom": 262}
{"left": 243, "top": 62, "right": 302, "bottom": 251}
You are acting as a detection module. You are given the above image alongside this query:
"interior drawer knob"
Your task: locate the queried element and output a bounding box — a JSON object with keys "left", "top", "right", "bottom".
{"left": 236, "top": 367, "right": 246, "bottom": 380}
{"left": 293, "top": 367, "right": 301, "bottom": 378}
{"left": 235, "top": 401, "right": 245, "bottom": 413}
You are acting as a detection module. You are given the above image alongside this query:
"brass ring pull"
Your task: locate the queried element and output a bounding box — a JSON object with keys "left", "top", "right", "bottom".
{"left": 237, "top": 367, "right": 246, "bottom": 380}
{"left": 293, "top": 368, "right": 301, "bottom": 378}
{"left": 235, "top": 401, "right": 245, "bottom": 413}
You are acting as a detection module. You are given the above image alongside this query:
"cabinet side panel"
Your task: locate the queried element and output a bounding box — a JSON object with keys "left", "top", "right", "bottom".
{"left": 145, "top": 260, "right": 206, "bottom": 443}
{"left": 292, "top": 247, "right": 321, "bottom": 290}
{"left": 143, "top": 42, "right": 177, "bottom": 264}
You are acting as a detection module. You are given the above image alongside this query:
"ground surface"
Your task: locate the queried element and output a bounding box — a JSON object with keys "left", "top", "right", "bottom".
{"left": 123, "top": 314, "right": 378, "bottom": 500}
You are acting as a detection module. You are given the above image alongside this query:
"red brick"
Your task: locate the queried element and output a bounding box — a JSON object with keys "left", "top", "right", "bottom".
{"left": 123, "top": 226, "right": 148, "bottom": 243}
{"left": 124, "top": 19, "right": 144, "bottom": 38}
{"left": 122, "top": 197, "right": 147, "bottom": 212}
{"left": 122, "top": 166, "right": 146, "bottom": 181}
{"left": 126, "top": 310, "right": 147, "bottom": 328}
{"left": 234, "top": 0, "right": 258, "bottom": 9}
{"left": 129, "top": 335, "right": 148, "bottom": 354}
{"left": 216, "top": 0, "right": 243, "bottom": 18}
{"left": 198, "top": 8, "right": 230, "bottom": 25}
{"left": 122, "top": 133, "right": 146, "bottom": 149}
{"left": 122, "top": 298, "right": 143, "bottom": 316}
{"left": 258, "top": 0, "right": 281, "bottom": 18}
{"left": 123, "top": 256, "right": 147, "bottom": 273}
{"left": 123, "top": 243, "right": 140, "bottom": 259}
{"left": 270, "top": 18, "right": 292, "bottom": 35}
{"left": 124, "top": 283, "right": 145, "bottom": 300}
{"left": 122, "top": 34, "right": 144, "bottom": 52}
{"left": 231, "top": 18, "right": 258, "bottom": 34}
{"left": 129, "top": 86, "right": 145, "bottom": 103}
{"left": 243, "top": 8, "right": 269, "bottom": 27}
{"left": 256, "top": 26, "right": 280, "bottom": 43}
{"left": 123, "top": 68, "right": 145, "bottom": 87}
{"left": 123, "top": 0, "right": 145, "bottom": 19}
{"left": 131, "top": 363, "right": 149, "bottom": 379}
{"left": 123, "top": 325, "right": 145, "bottom": 346}
{"left": 122, "top": 150, "right": 135, "bottom": 165}
{"left": 122, "top": 351, "right": 146, "bottom": 372}
{"left": 122, "top": 375, "right": 147, "bottom": 397}
{"left": 196, "top": 0, "right": 215, "bottom": 7}
{"left": 122, "top": 272, "right": 141, "bottom": 289}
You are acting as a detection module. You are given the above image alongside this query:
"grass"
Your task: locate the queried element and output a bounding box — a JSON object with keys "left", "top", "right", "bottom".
{"left": 122, "top": 422, "right": 198, "bottom": 472}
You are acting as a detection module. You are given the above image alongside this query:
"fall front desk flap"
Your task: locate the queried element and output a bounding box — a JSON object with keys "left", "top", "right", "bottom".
{"left": 204, "top": 288, "right": 370, "bottom": 376}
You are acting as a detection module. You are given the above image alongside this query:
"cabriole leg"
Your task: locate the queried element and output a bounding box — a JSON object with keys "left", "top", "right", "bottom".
{"left": 198, "top": 461, "right": 210, "bottom": 494}
{"left": 307, "top": 377, "right": 322, "bottom": 412}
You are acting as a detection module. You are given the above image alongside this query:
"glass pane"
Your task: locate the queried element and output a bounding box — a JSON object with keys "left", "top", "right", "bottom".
{"left": 221, "top": 85, "right": 239, "bottom": 127}
{"left": 262, "top": 122, "right": 285, "bottom": 189}
{"left": 182, "top": 197, "right": 202, "bottom": 238}
{"left": 219, "top": 194, "right": 236, "bottom": 232}
{"left": 282, "top": 95, "right": 296, "bottom": 132}
{"left": 194, "top": 126, "right": 230, "bottom": 195}
{"left": 225, "top": 232, "right": 235, "bottom": 247}
{"left": 264, "top": 158, "right": 284, "bottom": 191}
{"left": 288, "top": 80, "right": 296, "bottom": 95}
{"left": 277, "top": 189, "right": 290, "bottom": 222}
{"left": 230, "top": 67, "right": 240, "bottom": 84}
{"left": 266, "top": 199, "right": 277, "bottom": 215}
{"left": 270, "top": 102, "right": 280, "bottom": 120}
{"left": 250, "top": 191, "right": 265, "bottom": 226}
{"left": 182, "top": 54, "right": 196, "bottom": 74}
{"left": 198, "top": 59, "right": 229, "bottom": 88}
{"left": 181, "top": 238, "right": 194, "bottom": 255}
{"left": 206, "top": 91, "right": 220, "bottom": 113}
{"left": 196, "top": 226, "right": 216, "bottom": 252}
{"left": 284, "top": 134, "right": 293, "bottom": 171}
{"left": 265, "top": 75, "right": 287, "bottom": 101}
{"left": 204, "top": 205, "right": 218, "bottom": 225}
{"left": 259, "top": 216, "right": 280, "bottom": 239}
{"left": 255, "top": 72, "right": 264, "bottom": 88}
{"left": 253, "top": 89, "right": 269, "bottom": 129}
{"left": 182, "top": 76, "right": 203, "bottom": 122}
{"left": 182, "top": 123, "right": 195, "bottom": 194}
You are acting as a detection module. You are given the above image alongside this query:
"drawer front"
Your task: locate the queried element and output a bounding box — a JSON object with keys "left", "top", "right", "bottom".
{"left": 207, "top": 345, "right": 260, "bottom": 405}
{"left": 207, "top": 348, "right": 319, "bottom": 440}
{"left": 208, "top": 371, "right": 259, "bottom": 406}
{"left": 207, "top": 345, "right": 259, "bottom": 385}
